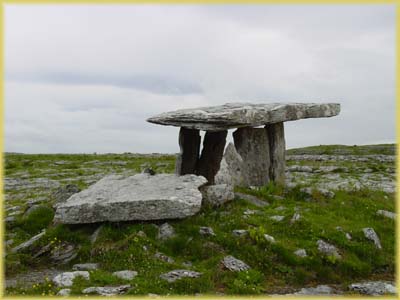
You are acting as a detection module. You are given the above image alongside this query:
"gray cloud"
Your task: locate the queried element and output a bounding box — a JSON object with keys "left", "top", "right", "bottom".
{"left": 4, "top": 4, "right": 395, "bottom": 153}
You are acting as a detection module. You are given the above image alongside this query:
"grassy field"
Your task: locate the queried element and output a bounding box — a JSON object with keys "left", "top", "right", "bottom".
{"left": 4, "top": 144, "right": 396, "bottom": 296}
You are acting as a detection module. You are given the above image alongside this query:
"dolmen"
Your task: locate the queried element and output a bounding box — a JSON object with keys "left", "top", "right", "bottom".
{"left": 54, "top": 102, "right": 340, "bottom": 224}
{"left": 147, "top": 102, "right": 340, "bottom": 186}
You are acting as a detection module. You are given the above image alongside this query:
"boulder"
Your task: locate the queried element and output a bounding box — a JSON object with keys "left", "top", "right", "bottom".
{"left": 159, "top": 270, "right": 202, "bottom": 283}
{"left": 82, "top": 285, "right": 131, "bottom": 296}
{"left": 270, "top": 215, "right": 284, "bottom": 222}
{"left": 147, "top": 102, "right": 341, "bottom": 131}
{"left": 232, "top": 229, "right": 248, "bottom": 237}
{"left": 294, "top": 285, "right": 336, "bottom": 295}
{"left": 52, "top": 184, "right": 80, "bottom": 205}
{"left": 264, "top": 234, "right": 276, "bottom": 243}
{"left": 294, "top": 249, "right": 307, "bottom": 258}
{"left": 154, "top": 252, "right": 175, "bottom": 263}
{"left": 349, "top": 281, "right": 396, "bottom": 296}
{"left": 57, "top": 289, "right": 71, "bottom": 296}
{"left": 376, "top": 210, "right": 396, "bottom": 220}
{"left": 235, "top": 192, "right": 269, "bottom": 207}
{"left": 53, "top": 174, "right": 207, "bottom": 224}
{"left": 199, "top": 227, "right": 215, "bottom": 237}
{"left": 362, "top": 228, "right": 382, "bottom": 249}
{"left": 53, "top": 271, "right": 90, "bottom": 287}
{"left": 11, "top": 230, "right": 46, "bottom": 253}
{"left": 222, "top": 255, "right": 250, "bottom": 272}
{"left": 201, "top": 184, "right": 234, "bottom": 207}
{"left": 316, "top": 240, "right": 341, "bottom": 259}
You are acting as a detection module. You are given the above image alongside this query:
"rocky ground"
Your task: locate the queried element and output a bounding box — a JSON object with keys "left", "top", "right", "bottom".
{"left": 4, "top": 144, "right": 396, "bottom": 296}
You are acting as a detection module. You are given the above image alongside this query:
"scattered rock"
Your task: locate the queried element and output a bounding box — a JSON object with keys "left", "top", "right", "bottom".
{"left": 158, "top": 223, "right": 176, "bottom": 240}
{"left": 5, "top": 239, "right": 14, "bottom": 247}
{"left": 243, "top": 209, "right": 260, "bottom": 216}
{"left": 82, "top": 284, "right": 131, "bottom": 296}
{"left": 294, "top": 249, "right": 307, "bottom": 258}
{"left": 264, "top": 234, "right": 276, "bottom": 243}
{"left": 270, "top": 215, "right": 284, "bottom": 222}
{"left": 201, "top": 184, "right": 234, "bottom": 207}
{"left": 199, "top": 226, "right": 216, "bottom": 236}
{"left": 232, "top": 229, "right": 248, "bottom": 237}
{"left": 182, "top": 261, "right": 193, "bottom": 268}
{"left": 112, "top": 270, "right": 138, "bottom": 280}
{"left": 316, "top": 240, "right": 341, "bottom": 259}
{"left": 72, "top": 263, "right": 99, "bottom": 271}
{"left": 301, "top": 187, "right": 335, "bottom": 198}
{"left": 235, "top": 192, "right": 269, "bottom": 207}
{"left": 5, "top": 216, "right": 16, "bottom": 226}
{"left": 53, "top": 271, "right": 90, "bottom": 287}
{"left": 294, "top": 285, "right": 336, "bottom": 295}
{"left": 57, "top": 289, "right": 71, "bottom": 296}
{"left": 362, "top": 228, "right": 382, "bottom": 249}
{"left": 154, "top": 252, "right": 175, "bottom": 263}
{"left": 349, "top": 281, "right": 396, "bottom": 296}
{"left": 11, "top": 230, "right": 46, "bottom": 253}
{"left": 288, "top": 165, "right": 313, "bottom": 173}
{"left": 160, "top": 270, "right": 202, "bottom": 283}
{"left": 222, "top": 255, "right": 250, "bottom": 272}
{"left": 50, "top": 242, "right": 79, "bottom": 264}
{"left": 376, "top": 210, "right": 396, "bottom": 220}
{"left": 290, "top": 213, "right": 301, "bottom": 224}
{"left": 54, "top": 174, "right": 207, "bottom": 224}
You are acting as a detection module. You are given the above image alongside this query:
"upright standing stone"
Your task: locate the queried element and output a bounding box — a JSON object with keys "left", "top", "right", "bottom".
{"left": 197, "top": 131, "right": 227, "bottom": 185}
{"left": 175, "top": 128, "right": 201, "bottom": 175}
{"left": 233, "top": 127, "right": 270, "bottom": 186}
{"left": 265, "top": 122, "right": 286, "bottom": 185}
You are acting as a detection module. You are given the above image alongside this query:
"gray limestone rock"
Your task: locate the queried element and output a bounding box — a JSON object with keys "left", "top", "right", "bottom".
{"left": 158, "top": 223, "right": 176, "bottom": 240}
{"left": 222, "top": 255, "right": 250, "bottom": 272}
{"left": 270, "top": 215, "right": 285, "bottom": 222}
{"left": 57, "top": 289, "right": 71, "bottom": 296}
{"left": 112, "top": 270, "right": 138, "bottom": 281}
{"left": 82, "top": 285, "right": 131, "bottom": 296}
{"left": 376, "top": 210, "right": 396, "bottom": 220}
{"left": 50, "top": 242, "right": 79, "bottom": 264}
{"left": 199, "top": 226, "right": 216, "bottom": 236}
{"left": 265, "top": 122, "right": 286, "bottom": 185}
{"left": 201, "top": 184, "right": 234, "bottom": 207}
{"left": 349, "top": 281, "right": 396, "bottom": 296}
{"left": 233, "top": 127, "right": 271, "bottom": 186}
{"left": 175, "top": 128, "right": 201, "bottom": 175}
{"left": 72, "top": 263, "right": 99, "bottom": 271}
{"left": 53, "top": 271, "right": 90, "bottom": 287}
{"left": 294, "top": 285, "right": 336, "bottom": 295}
{"left": 159, "top": 270, "right": 202, "bottom": 283}
{"left": 264, "top": 234, "right": 276, "bottom": 243}
{"left": 54, "top": 174, "right": 207, "bottom": 224}
{"left": 11, "top": 230, "right": 46, "bottom": 253}
{"left": 154, "top": 252, "right": 175, "bottom": 263}
{"left": 294, "top": 249, "right": 307, "bottom": 258}
{"left": 232, "top": 229, "right": 248, "bottom": 237}
{"left": 362, "top": 228, "right": 382, "bottom": 249}
{"left": 317, "top": 240, "right": 341, "bottom": 259}
{"left": 197, "top": 131, "right": 227, "bottom": 185}
{"left": 215, "top": 143, "right": 245, "bottom": 186}
{"left": 147, "top": 102, "right": 341, "bottom": 131}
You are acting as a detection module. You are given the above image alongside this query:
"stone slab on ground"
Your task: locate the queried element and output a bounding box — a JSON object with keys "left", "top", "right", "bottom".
{"left": 147, "top": 102, "right": 340, "bottom": 131}
{"left": 54, "top": 174, "right": 207, "bottom": 224}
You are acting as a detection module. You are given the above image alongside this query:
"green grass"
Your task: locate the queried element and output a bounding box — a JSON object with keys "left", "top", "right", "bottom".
{"left": 4, "top": 146, "right": 396, "bottom": 296}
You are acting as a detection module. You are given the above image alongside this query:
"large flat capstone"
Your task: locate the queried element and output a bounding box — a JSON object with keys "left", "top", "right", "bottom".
{"left": 53, "top": 174, "right": 207, "bottom": 224}
{"left": 147, "top": 102, "right": 340, "bottom": 131}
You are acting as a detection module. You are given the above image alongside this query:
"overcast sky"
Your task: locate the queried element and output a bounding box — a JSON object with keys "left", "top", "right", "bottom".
{"left": 5, "top": 4, "right": 395, "bottom": 154}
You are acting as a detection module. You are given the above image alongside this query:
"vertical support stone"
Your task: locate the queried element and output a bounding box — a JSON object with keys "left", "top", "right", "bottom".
{"left": 197, "top": 131, "right": 227, "bottom": 185}
{"left": 265, "top": 122, "right": 286, "bottom": 185}
{"left": 233, "top": 127, "right": 271, "bottom": 186}
{"left": 175, "top": 127, "right": 201, "bottom": 175}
